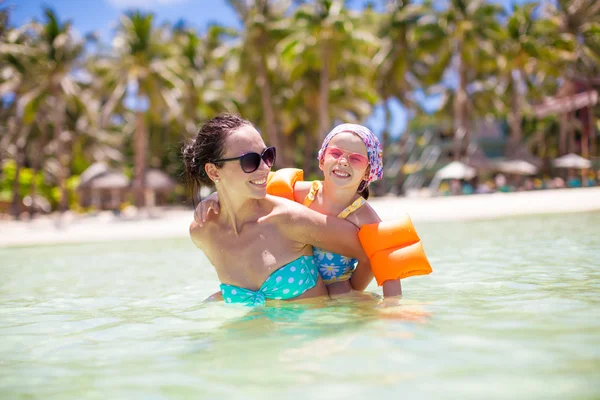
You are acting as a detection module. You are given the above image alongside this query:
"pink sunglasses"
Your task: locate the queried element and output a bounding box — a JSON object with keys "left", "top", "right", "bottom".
{"left": 324, "top": 146, "right": 369, "bottom": 169}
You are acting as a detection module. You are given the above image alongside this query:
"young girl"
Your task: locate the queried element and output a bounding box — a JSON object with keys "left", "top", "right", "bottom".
{"left": 196, "top": 124, "right": 431, "bottom": 299}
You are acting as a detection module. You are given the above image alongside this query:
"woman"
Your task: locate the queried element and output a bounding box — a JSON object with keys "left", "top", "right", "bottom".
{"left": 182, "top": 113, "right": 368, "bottom": 306}
{"left": 194, "top": 123, "right": 432, "bottom": 302}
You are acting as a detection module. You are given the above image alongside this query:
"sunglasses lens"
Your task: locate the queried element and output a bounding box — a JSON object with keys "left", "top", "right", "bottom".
{"left": 240, "top": 153, "right": 261, "bottom": 173}
{"left": 349, "top": 154, "right": 368, "bottom": 169}
{"left": 262, "top": 147, "right": 276, "bottom": 167}
{"left": 327, "top": 148, "right": 343, "bottom": 159}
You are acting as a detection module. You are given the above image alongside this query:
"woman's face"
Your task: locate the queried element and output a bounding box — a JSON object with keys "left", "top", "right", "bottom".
{"left": 214, "top": 124, "right": 273, "bottom": 199}
{"left": 319, "top": 131, "right": 369, "bottom": 190}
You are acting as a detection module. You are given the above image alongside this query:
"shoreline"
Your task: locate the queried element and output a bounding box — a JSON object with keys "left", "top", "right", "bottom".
{"left": 1, "top": 187, "right": 599, "bottom": 248}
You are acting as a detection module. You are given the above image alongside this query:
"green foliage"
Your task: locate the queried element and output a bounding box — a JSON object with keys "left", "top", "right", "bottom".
{"left": 0, "top": 0, "right": 597, "bottom": 211}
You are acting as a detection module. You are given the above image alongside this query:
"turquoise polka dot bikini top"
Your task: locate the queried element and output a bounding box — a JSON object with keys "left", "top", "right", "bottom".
{"left": 220, "top": 255, "right": 319, "bottom": 307}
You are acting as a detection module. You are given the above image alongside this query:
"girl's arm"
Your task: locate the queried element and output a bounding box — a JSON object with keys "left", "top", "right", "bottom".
{"left": 349, "top": 204, "right": 402, "bottom": 298}
{"left": 292, "top": 180, "right": 312, "bottom": 204}
{"left": 193, "top": 192, "right": 220, "bottom": 227}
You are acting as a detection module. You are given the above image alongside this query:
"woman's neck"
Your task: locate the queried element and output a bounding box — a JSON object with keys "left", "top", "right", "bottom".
{"left": 216, "top": 187, "right": 262, "bottom": 235}
{"left": 320, "top": 179, "right": 360, "bottom": 214}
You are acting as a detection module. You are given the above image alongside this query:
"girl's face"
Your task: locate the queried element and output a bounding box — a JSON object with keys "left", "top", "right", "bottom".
{"left": 319, "top": 131, "right": 369, "bottom": 190}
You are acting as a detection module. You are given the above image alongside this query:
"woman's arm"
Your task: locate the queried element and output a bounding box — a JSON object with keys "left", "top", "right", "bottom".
{"left": 272, "top": 198, "right": 368, "bottom": 264}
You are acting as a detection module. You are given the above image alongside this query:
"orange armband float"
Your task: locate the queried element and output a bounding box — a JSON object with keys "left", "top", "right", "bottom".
{"left": 358, "top": 214, "right": 432, "bottom": 286}
{"left": 266, "top": 168, "right": 304, "bottom": 201}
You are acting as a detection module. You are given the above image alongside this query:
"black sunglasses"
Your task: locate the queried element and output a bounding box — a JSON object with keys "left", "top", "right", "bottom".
{"left": 212, "top": 146, "right": 276, "bottom": 173}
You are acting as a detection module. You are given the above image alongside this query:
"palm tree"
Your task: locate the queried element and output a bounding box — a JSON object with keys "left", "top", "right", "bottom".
{"left": 284, "top": 0, "right": 379, "bottom": 142}
{"left": 225, "top": 0, "right": 288, "bottom": 158}
{"left": 92, "top": 11, "right": 182, "bottom": 207}
{"left": 416, "top": 0, "right": 503, "bottom": 160}
{"left": 373, "top": 1, "right": 430, "bottom": 153}
{"left": 172, "top": 25, "right": 234, "bottom": 137}
{"left": 495, "top": 3, "right": 544, "bottom": 156}
{"left": 276, "top": 1, "right": 379, "bottom": 174}
{"left": 0, "top": 20, "right": 34, "bottom": 218}
{"left": 547, "top": 0, "right": 600, "bottom": 158}
{"left": 1, "top": 9, "right": 85, "bottom": 212}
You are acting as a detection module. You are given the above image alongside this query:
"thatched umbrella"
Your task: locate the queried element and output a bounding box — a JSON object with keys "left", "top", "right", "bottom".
{"left": 89, "top": 172, "right": 130, "bottom": 190}
{"left": 429, "top": 161, "right": 477, "bottom": 193}
{"left": 433, "top": 161, "right": 476, "bottom": 180}
{"left": 495, "top": 160, "right": 538, "bottom": 176}
{"left": 553, "top": 153, "right": 592, "bottom": 169}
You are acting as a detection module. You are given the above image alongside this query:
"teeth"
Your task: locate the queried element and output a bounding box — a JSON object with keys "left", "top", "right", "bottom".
{"left": 333, "top": 170, "right": 350, "bottom": 178}
{"left": 250, "top": 178, "right": 267, "bottom": 185}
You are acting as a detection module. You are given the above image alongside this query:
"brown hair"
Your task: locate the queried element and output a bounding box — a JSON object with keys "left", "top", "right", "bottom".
{"left": 182, "top": 113, "right": 252, "bottom": 199}
{"left": 358, "top": 180, "right": 370, "bottom": 199}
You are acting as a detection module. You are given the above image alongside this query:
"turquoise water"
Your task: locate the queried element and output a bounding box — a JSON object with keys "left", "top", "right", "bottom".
{"left": 1, "top": 212, "right": 599, "bottom": 399}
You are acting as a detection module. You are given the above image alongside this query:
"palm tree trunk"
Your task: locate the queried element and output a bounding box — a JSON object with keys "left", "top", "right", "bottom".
{"left": 53, "top": 93, "right": 69, "bottom": 213}
{"left": 587, "top": 84, "right": 596, "bottom": 158}
{"left": 383, "top": 99, "right": 391, "bottom": 156}
{"left": 29, "top": 117, "right": 48, "bottom": 218}
{"left": 133, "top": 109, "right": 146, "bottom": 208}
{"left": 29, "top": 138, "right": 42, "bottom": 218}
{"left": 568, "top": 111, "right": 576, "bottom": 154}
{"left": 11, "top": 147, "right": 23, "bottom": 220}
{"left": 30, "top": 165, "right": 39, "bottom": 218}
{"left": 56, "top": 127, "right": 69, "bottom": 213}
{"left": 559, "top": 113, "right": 568, "bottom": 156}
{"left": 377, "top": 100, "right": 392, "bottom": 195}
{"left": 396, "top": 136, "right": 408, "bottom": 195}
{"left": 508, "top": 71, "right": 522, "bottom": 157}
{"left": 318, "top": 42, "right": 331, "bottom": 142}
{"left": 453, "top": 48, "right": 468, "bottom": 161}
{"left": 281, "top": 132, "right": 296, "bottom": 169}
{"left": 254, "top": 50, "right": 281, "bottom": 160}
{"left": 302, "top": 130, "right": 316, "bottom": 176}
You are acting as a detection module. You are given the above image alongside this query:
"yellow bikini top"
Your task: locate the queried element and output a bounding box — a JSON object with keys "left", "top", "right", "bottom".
{"left": 302, "top": 181, "right": 365, "bottom": 219}
{"left": 303, "top": 181, "right": 365, "bottom": 284}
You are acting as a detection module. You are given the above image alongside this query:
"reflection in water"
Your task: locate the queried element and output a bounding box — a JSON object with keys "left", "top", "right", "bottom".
{"left": 1, "top": 212, "right": 599, "bottom": 399}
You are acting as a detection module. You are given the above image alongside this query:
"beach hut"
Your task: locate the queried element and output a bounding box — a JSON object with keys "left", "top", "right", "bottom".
{"left": 142, "top": 169, "right": 177, "bottom": 207}
{"left": 77, "top": 163, "right": 130, "bottom": 210}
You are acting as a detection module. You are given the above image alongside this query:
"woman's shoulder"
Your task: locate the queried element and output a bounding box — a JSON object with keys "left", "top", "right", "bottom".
{"left": 263, "top": 195, "right": 305, "bottom": 218}
{"left": 262, "top": 195, "right": 326, "bottom": 233}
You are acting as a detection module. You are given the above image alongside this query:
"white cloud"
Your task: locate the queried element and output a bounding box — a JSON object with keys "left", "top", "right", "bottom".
{"left": 105, "top": 0, "right": 191, "bottom": 9}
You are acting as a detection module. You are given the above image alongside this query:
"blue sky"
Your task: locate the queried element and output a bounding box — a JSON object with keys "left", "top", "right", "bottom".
{"left": 8, "top": 0, "right": 527, "bottom": 138}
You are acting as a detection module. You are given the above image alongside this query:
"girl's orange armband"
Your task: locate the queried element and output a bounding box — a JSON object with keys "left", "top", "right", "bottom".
{"left": 266, "top": 168, "right": 304, "bottom": 201}
{"left": 358, "top": 214, "right": 432, "bottom": 285}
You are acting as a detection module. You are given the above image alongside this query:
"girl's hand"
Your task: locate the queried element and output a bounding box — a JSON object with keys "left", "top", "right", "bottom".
{"left": 376, "top": 296, "right": 403, "bottom": 308}
{"left": 194, "top": 192, "right": 220, "bottom": 226}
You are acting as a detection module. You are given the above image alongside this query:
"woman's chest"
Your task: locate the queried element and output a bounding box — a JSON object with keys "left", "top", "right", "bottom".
{"left": 208, "top": 224, "right": 306, "bottom": 282}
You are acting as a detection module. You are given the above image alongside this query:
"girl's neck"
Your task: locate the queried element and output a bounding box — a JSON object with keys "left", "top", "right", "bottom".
{"left": 320, "top": 179, "right": 360, "bottom": 214}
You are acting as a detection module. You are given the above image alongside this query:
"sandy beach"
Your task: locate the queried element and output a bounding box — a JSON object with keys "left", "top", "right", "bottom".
{"left": 1, "top": 187, "right": 599, "bottom": 248}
